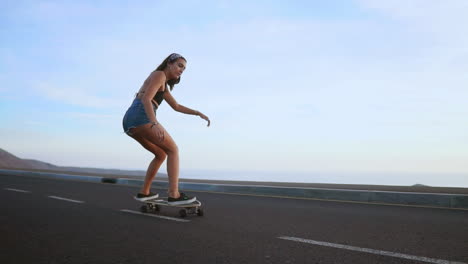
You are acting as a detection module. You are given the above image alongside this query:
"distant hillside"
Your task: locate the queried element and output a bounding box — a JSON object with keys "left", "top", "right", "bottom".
{"left": 0, "top": 148, "right": 54, "bottom": 169}
{"left": 0, "top": 148, "right": 163, "bottom": 178}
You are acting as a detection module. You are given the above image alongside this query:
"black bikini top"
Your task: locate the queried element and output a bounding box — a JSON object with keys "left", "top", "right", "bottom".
{"left": 153, "top": 90, "right": 165, "bottom": 106}
{"left": 135, "top": 88, "right": 166, "bottom": 108}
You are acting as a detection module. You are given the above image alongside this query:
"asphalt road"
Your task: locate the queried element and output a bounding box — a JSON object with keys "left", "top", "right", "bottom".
{"left": 1, "top": 174, "right": 467, "bottom": 264}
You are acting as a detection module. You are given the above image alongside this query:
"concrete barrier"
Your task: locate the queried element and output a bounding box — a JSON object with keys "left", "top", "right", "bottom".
{"left": 0, "top": 169, "right": 103, "bottom": 183}
{"left": 1, "top": 169, "right": 467, "bottom": 209}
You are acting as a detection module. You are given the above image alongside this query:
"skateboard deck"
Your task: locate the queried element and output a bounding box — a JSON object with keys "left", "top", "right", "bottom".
{"left": 137, "top": 197, "right": 203, "bottom": 218}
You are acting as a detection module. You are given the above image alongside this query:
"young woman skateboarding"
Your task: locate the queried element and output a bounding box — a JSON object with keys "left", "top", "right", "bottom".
{"left": 122, "top": 53, "right": 210, "bottom": 205}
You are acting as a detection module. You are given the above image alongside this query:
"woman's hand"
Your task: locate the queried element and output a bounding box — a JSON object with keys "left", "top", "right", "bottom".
{"left": 198, "top": 112, "right": 211, "bottom": 127}
{"left": 151, "top": 122, "right": 165, "bottom": 142}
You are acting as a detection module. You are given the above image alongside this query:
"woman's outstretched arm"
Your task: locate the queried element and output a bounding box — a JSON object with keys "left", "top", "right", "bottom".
{"left": 163, "top": 89, "right": 211, "bottom": 126}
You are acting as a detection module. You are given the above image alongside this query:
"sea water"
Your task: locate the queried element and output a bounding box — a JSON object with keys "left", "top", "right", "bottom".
{"left": 180, "top": 169, "right": 468, "bottom": 188}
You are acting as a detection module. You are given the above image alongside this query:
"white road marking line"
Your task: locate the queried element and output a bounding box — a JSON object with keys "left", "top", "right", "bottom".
{"left": 120, "top": 209, "right": 190, "bottom": 223}
{"left": 278, "top": 236, "right": 467, "bottom": 264}
{"left": 48, "top": 196, "right": 84, "bottom": 204}
{"left": 4, "top": 188, "right": 30, "bottom": 193}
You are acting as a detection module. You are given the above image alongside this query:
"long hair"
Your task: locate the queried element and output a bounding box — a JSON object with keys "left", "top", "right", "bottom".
{"left": 155, "top": 53, "right": 187, "bottom": 91}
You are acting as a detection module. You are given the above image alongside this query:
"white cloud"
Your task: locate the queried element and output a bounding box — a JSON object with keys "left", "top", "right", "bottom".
{"left": 357, "top": 0, "right": 468, "bottom": 47}
{"left": 65, "top": 112, "right": 119, "bottom": 121}
{"left": 32, "top": 81, "right": 126, "bottom": 109}
{"left": 5, "top": 0, "right": 100, "bottom": 22}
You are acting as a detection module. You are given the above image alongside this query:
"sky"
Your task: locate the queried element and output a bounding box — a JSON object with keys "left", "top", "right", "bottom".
{"left": 1, "top": 0, "right": 468, "bottom": 186}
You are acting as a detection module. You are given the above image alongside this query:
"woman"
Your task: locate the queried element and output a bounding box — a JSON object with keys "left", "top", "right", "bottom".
{"left": 122, "top": 53, "right": 210, "bottom": 205}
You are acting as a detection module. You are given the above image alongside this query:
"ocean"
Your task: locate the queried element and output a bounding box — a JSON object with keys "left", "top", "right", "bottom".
{"left": 180, "top": 169, "right": 468, "bottom": 188}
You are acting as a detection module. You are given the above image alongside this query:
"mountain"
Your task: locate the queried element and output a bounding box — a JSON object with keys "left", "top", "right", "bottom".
{"left": 0, "top": 148, "right": 160, "bottom": 178}
{"left": 0, "top": 148, "right": 54, "bottom": 169}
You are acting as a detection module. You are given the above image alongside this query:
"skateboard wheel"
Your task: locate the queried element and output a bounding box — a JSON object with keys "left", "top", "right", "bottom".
{"left": 179, "top": 209, "right": 187, "bottom": 218}
{"left": 154, "top": 205, "right": 160, "bottom": 212}
{"left": 197, "top": 208, "right": 204, "bottom": 216}
{"left": 140, "top": 205, "right": 148, "bottom": 213}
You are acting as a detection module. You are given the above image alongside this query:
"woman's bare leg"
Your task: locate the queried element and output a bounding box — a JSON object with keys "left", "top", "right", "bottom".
{"left": 129, "top": 123, "right": 181, "bottom": 198}
{"left": 141, "top": 156, "right": 165, "bottom": 194}
{"left": 132, "top": 136, "right": 167, "bottom": 194}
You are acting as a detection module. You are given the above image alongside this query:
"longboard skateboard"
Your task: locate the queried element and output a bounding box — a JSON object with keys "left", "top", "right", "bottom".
{"left": 137, "top": 197, "right": 204, "bottom": 218}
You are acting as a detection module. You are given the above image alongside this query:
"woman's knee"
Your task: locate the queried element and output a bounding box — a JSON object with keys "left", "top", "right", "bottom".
{"left": 165, "top": 143, "right": 178, "bottom": 156}
{"left": 160, "top": 134, "right": 178, "bottom": 155}
{"left": 155, "top": 151, "right": 167, "bottom": 161}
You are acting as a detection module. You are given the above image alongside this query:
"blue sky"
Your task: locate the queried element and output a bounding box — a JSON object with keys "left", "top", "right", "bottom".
{"left": 1, "top": 1, "right": 467, "bottom": 185}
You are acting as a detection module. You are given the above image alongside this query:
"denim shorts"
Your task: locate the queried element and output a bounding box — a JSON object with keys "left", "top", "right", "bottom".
{"left": 122, "top": 98, "right": 156, "bottom": 135}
